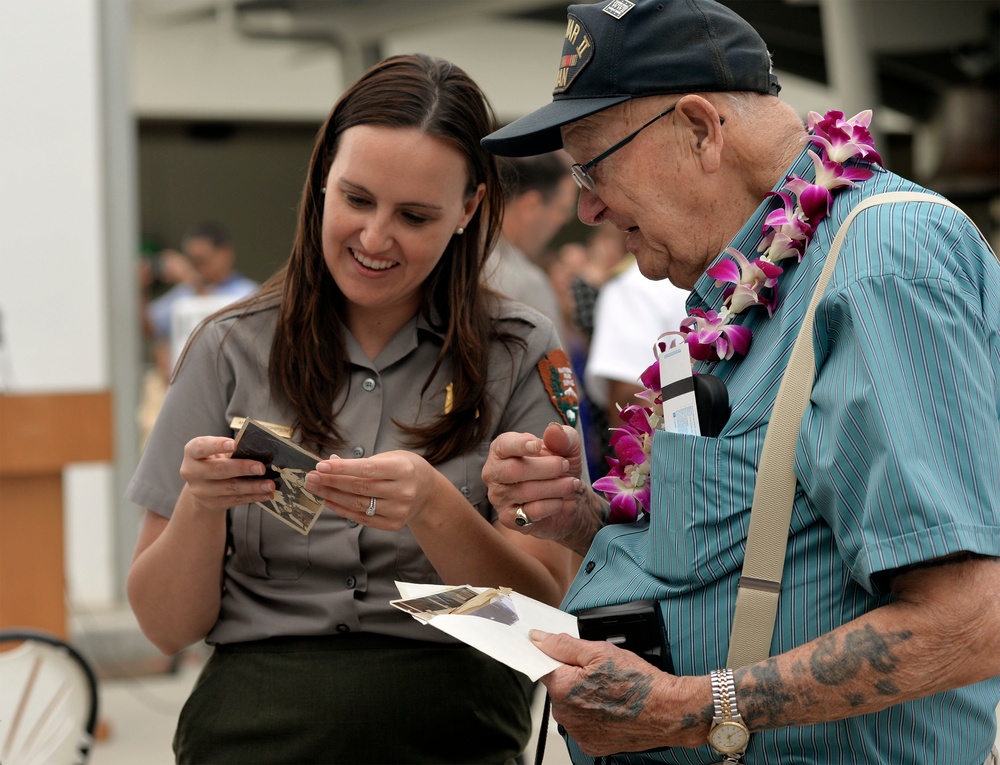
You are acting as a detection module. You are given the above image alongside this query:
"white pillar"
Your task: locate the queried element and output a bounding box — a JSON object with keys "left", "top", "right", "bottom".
{"left": 819, "top": 0, "right": 884, "bottom": 145}
{"left": 0, "top": 0, "right": 141, "bottom": 609}
{"left": 100, "top": 0, "right": 144, "bottom": 605}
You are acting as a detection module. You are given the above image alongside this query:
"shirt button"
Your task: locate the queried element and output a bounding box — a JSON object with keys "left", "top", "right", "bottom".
{"left": 352, "top": 446, "right": 365, "bottom": 458}
{"left": 346, "top": 576, "right": 357, "bottom": 589}
{"left": 336, "top": 624, "right": 350, "bottom": 633}
{"left": 584, "top": 560, "right": 596, "bottom": 574}
{"left": 460, "top": 486, "right": 471, "bottom": 497}
{"left": 362, "top": 377, "right": 376, "bottom": 392}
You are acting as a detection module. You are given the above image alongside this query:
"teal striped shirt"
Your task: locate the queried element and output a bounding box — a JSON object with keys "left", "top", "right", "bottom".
{"left": 562, "top": 150, "right": 1000, "bottom": 764}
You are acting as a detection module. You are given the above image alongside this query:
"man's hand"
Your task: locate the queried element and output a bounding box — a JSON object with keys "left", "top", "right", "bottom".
{"left": 531, "top": 629, "right": 710, "bottom": 755}
{"left": 483, "top": 423, "right": 605, "bottom": 553}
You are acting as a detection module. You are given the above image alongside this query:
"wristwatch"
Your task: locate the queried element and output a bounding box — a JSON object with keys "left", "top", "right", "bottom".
{"left": 708, "top": 668, "right": 750, "bottom": 762}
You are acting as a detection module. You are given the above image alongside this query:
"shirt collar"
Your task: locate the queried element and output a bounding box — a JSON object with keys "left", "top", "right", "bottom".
{"left": 345, "top": 304, "right": 447, "bottom": 370}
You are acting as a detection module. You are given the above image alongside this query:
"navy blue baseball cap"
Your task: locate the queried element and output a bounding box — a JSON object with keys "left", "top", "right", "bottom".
{"left": 482, "top": 0, "right": 781, "bottom": 157}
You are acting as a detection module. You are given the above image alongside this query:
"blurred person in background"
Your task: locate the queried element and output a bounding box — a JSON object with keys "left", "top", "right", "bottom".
{"left": 137, "top": 223, "right": 259, "bottom": 446}
{"left": 145, "top": 221, "right": 259, "bottom": 382}
{"left": 487, "top": 151, "right": 579, "bottom": 342}
{"left": 585, "top": 254, "right": 690, "bottom": 434}
{"left": 568, "top": 225, "right": 628, "bottom": 341}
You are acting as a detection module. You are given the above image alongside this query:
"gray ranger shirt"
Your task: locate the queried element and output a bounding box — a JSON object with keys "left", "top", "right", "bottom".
{"left": 127, "top": 294, "right": 580, "bottom": 645}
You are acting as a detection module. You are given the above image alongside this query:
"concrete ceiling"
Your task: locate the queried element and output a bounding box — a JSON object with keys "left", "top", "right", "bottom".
{"left": 135, "top": 0, "right": 1000, "bottom": 120}
{"left": 132, "top": 0, "right": 999, "bottom": 192}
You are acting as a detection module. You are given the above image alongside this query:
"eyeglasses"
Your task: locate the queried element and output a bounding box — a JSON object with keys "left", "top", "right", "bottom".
{"left": 569, "top": 105, "right": 676, "bottom": 193}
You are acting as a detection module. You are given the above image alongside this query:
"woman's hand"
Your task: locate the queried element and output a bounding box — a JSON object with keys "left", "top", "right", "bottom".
{"left": 306, "top": 447, "right": 579, "bottom": 604}
{"left": 305, "top": 450, "right": 439, "bottom": 529}
{"left": 179, "top": 436, "right": 276, "bottom": 513}
{"left": 128, "top": 434, "right": 267, "bottom": 656}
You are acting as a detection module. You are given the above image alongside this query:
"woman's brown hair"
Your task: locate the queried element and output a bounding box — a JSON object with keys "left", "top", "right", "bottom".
{"left": 249, "top": 53, "right": 508, "bottom": 463}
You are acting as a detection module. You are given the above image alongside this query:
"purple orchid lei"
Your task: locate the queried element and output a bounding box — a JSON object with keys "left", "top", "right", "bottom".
{"left": 593, "top": 110, "right": 883, "bottom": 523}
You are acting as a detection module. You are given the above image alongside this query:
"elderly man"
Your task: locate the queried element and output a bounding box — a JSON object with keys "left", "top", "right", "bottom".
{"left": 481, "top": 1, "right": 1000, "bottom": 763}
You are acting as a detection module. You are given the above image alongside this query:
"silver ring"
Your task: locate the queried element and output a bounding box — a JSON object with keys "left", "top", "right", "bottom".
{"left": 514, "top": 506, "right": 533, "bottom": 527}
{"left": 366, "top": 496, "right": 377, "bottom": 517}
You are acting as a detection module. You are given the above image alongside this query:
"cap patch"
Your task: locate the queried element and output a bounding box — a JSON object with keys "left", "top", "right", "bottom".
{"left": 537, "top": 349, "right": 579, "bottom": 426}
{"left": 602, "top": 0, "right": 635, "bottom": 19}
{"left": 554, "top": 14, "right": 593, "bottom": 93}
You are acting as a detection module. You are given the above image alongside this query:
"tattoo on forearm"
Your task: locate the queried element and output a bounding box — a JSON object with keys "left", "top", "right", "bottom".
{"left": 810, "top": 624, "right": 911, "bottom": 688}
{"left": 735, "top": 624, "right": 913, "bottom": 729}
{"left": 566, "top": 660, "right": 652, "bottom": 721}
{"left": 735, "top": 659, "right": 796, "bottom": 729}
{"left": 680, "top": 704, "right": 716, "bottom": 731}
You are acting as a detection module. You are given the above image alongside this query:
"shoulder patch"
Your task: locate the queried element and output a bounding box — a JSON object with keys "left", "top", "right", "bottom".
{"left": 536, "top": 349, "right": 580, "bottom": 426}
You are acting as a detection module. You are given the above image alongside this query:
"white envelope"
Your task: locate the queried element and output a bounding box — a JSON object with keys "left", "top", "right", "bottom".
{"left": 394, "top": 581, "right": 579, "bottom": 681}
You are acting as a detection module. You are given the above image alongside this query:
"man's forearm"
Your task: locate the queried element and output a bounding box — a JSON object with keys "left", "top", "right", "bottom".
{"left": 735, "top": 556, "right": 1000, "bottom": 732}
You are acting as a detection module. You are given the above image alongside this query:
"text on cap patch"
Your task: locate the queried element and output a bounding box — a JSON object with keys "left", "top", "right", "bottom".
{"left": 603, "top": 0, "right": 635, "bottom": 19}
{"left": 554, "top": 14, "right": 594, "bottom": 92}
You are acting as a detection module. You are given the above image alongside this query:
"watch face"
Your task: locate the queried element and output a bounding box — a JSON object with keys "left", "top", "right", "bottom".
{"left": 709, "top": 721, "right": 750, "bottom": 753}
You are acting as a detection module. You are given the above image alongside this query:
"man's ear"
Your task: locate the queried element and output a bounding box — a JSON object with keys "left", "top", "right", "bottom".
{"left": 674, "top": 95, "right": 724, "bottom": 173}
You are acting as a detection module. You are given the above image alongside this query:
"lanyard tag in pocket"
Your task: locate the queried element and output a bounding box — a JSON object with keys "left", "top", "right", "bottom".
{"left": 657, "top": 343, "right": 700, "bottom": 436}
{"left": 655, "top": 344, "right": 731, "bottom": 438}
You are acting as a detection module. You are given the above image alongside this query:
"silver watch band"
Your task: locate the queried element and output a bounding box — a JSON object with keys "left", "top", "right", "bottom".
{"left": 710, "top": 668, "right": 739, "bottom": 721}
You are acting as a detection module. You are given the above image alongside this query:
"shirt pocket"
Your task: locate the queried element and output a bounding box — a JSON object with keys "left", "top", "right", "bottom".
{"left": 393, "top": 525, "right": 440, "bottom": 583}
{"left": 645, "top": 428, "right": 758, "bottom": 589}
{"left": 464, "top": 442, "right": 491, "bottom": 515}
{"left": 229, "top": 504, "right": 311, "bottom": 580}
{"left": 432, "top": 442, "right": 491, "bottom": 515}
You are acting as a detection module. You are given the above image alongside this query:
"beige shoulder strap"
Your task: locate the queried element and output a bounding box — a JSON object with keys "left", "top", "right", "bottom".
{"left": 725, "top": 190, "right": 989, "bottom": 670}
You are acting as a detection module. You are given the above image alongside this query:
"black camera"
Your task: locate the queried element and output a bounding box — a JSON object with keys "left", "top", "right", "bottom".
{"left": 576, "top": 599, "right": 673, "bottom": 673}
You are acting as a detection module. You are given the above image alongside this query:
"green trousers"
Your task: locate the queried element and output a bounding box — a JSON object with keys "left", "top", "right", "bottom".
{"left": 174, "top": 633, "right": 534, "bottom": 764}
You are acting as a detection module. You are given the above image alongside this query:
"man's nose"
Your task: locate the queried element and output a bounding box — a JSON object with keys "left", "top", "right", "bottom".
{"left": 577, "top": 187, "right": 607, "bottom": 226}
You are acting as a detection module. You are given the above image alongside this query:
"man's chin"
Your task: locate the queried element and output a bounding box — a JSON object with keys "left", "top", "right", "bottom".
{"left": 627, "top": 238, "right": 663, "bottom": 278}
{"left": 631, "top": 254, "right": 665, "bottom": 281}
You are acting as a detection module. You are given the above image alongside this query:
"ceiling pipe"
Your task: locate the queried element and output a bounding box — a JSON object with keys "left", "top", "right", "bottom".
{"left": 232, "top": 4, "right": 382, "bottom": 93}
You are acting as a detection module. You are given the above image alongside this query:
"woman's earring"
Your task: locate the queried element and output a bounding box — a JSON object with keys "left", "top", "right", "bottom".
{"left": 455, "top": 227, "right": 464, "bottom": 235}
{"left": 321, "top": 187, "right": 326, "bottom": 194}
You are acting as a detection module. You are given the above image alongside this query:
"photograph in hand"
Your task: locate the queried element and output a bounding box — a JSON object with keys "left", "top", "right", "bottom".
{"left": 230, "top": 419, "right": 324, "bottom": 534}
{"left": 391, "top": 586, "right": 518, "bottom": 625}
